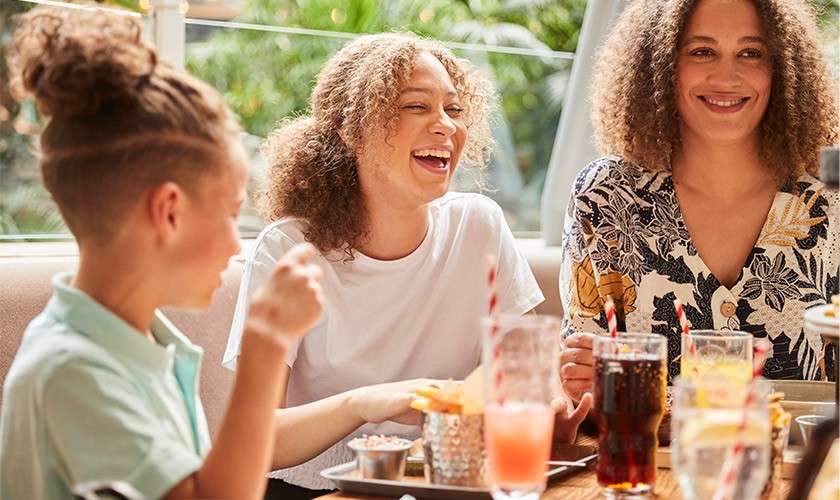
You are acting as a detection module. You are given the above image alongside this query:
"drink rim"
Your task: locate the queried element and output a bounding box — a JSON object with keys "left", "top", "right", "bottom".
{"left": 481, "top": 313, "right": 562, "bottom": 330}
{"left": 685, "top": 329, "right": 752, "bottom": 340}
{"left": 593, "top": 332, "right": 665, "bottom": 344}
{"left": 592, "top": 332, "right": 666, "bottom": 358}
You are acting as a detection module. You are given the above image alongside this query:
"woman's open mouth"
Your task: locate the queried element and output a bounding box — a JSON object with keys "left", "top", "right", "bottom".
{"left": 699, "top": 95, "right": 750, "bottom": 114}
{"left": 412, "top": 148, "right": 451, "bottom": 175}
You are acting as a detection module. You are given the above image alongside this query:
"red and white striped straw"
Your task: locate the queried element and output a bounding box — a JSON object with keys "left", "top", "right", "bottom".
{"left": 711, "top": 341, "right": 772, "bottom": 500}
{"left": 486, "top": 254, "right": 503, "bottom": 390}
{"left": 673, "top": 298, "right": 696, "bottom": 356}
{"left": 604, "top": 296, "right": 618, "bottom": 338}
{"left": 486, "top": 254, "right": 499, "bottom": 321}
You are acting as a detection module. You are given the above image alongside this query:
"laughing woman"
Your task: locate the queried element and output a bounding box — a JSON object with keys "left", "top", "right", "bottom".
{"left": 559, "top": 0, "right": 838, "bottom": 400}
{"left": 224, "top": 33, "right": 591, "bottom": 499}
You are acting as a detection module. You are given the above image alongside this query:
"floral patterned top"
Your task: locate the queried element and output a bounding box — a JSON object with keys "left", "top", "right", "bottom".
{"left": 560, "top": 156, "right": 839, "bottom": 381}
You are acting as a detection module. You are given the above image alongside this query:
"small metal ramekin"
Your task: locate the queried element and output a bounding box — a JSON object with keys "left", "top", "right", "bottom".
{"left": 347, "top": 438, "right": 413, "bottom": 481}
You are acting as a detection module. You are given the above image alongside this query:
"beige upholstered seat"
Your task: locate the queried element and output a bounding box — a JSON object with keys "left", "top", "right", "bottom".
{"left": 0, "top": 240, "right": 562, "bottom": 436}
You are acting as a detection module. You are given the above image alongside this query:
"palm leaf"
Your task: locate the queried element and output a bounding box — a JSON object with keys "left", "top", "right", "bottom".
{"left": 447, "top": 20, "right": 554, "bottom": 54}
{"left": 758, "top": 190, "right": 827, "bottom": 247}
{"left": 543, "top": 69, "right": 569, "bottom": 111}
{"left": 0, "top": 183, "right": 66, "bottom": 235}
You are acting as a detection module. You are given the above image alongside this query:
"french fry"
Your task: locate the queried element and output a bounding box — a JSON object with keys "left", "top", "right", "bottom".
{"left": 415, "top": 387, "right": 441, "bottom": 399}
{"left": 411, "top": 380, "right": 470, "bottom": 414}
{"left": 411, "top": 395, "right": 461, "bottom": 413}
{"left": 410, "top": 397, "right": 428, "bottom": 412}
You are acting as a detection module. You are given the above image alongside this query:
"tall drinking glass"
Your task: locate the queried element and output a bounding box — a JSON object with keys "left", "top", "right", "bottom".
{"left": 681, "top": 330, "right": 753, "bottom": 385}
{"left": 482, "top": 314, "right": 561, "bottom": 500}
{"left": 672, "top": 377, "right": 771, "bottom": 500}
{"left": 593, "top": 333, "right": 667, "bottom": 497}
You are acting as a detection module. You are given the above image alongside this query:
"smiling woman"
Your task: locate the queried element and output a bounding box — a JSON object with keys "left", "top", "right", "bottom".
{"left": 221, "top": 33, "right": 556, "bottom": 499}
{"left": 258, "top": 33, "right": 493, "bottom": 259}
{"left": 557, "top": 0, "right": 839, "bottom": 402}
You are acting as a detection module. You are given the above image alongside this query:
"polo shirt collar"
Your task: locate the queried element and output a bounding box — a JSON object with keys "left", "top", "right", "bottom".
{"left": 46, "top": 272, "right": 202, "bottom": 375}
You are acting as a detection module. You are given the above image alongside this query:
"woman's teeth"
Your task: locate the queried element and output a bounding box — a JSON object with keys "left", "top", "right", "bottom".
{"left": 414, "top": 149, "right": 451, "bottom": 159}
{"left": 413, "top": 149, "right": 450, "bottom": 172}
{"left": 703, "top": 96, "right": 748, "bottom": 107}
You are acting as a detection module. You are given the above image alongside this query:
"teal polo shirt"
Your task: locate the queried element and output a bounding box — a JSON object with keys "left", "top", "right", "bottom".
{"left": 0, "top": 273, "right": 211, "bottom": 500}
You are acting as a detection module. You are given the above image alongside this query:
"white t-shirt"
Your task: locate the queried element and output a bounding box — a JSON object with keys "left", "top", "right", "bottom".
{"left": 222, "top": 192, "right": 544, "bottom": 489}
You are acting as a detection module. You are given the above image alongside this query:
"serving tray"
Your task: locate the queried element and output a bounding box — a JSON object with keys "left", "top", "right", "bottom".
{"left": 321, "top": 444, "right": 597, "bottom": 499}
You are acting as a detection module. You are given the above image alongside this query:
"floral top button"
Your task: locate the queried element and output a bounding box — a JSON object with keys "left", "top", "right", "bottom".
{"left": 720, "top": 301, "right": 737, "bottom": 318}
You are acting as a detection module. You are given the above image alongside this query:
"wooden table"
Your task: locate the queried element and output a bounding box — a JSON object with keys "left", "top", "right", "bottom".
{"left": 318, "top": 434, "right": 790, "bottom": 500}
{"left": 320, "top": 468, "right": 789, "bottom": 500}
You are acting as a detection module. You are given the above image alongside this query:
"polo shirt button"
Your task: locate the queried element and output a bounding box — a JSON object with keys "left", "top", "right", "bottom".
{"left": 720, "top": 301, "right": 737, "bottom": 318}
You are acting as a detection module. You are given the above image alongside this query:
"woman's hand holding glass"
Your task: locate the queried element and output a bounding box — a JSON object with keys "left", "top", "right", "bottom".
{"left": 559, "top": 332, "right": 595, "bottom": 403}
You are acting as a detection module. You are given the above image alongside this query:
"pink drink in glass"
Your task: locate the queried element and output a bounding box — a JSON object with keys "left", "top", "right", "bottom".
{"left": 483, "top": 314, "right": 561, "bottom": 500}
{"left": 485, "top": 402, "right": 554, "bottom": 489}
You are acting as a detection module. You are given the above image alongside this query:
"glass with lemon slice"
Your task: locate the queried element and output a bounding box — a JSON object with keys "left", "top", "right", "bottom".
{"left": 681, "top": 330, "right": 754, "bottom": 387}
{"left": 672, "top": 377, "right": 771, "bottom": 500}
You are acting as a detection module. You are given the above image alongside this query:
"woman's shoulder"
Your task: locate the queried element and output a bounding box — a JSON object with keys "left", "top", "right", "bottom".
{"left": 251, "top": 217, "right": 308, "bottom": 258}
{"left": 434, "top": 191, "right": 504, "bottom": 219}
{"left": 784, "top": 173, "right": 838, "bottom": 223}
{"left": 791, "top": 173, "right": 838, "bottom": 204}
{"left": 572, "top": 155, "right": 662, "bottom": 200}
{"left": 432, "top": 192, "right": 508, "bottom": 239}
{"left": 790, "top": 173, "right": 838, "bottom": 231}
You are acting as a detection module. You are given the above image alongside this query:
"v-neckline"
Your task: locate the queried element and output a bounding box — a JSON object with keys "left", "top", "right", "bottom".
{"left": 667, "top": 172, "right": 783, "bottom": 294}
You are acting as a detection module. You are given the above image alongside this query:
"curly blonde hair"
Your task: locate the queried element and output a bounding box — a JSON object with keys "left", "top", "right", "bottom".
{"left": 8, "top": 7, "right": 240, "bottom": 242}
{"left": 591, "top": 0, "right": 838, "bottom": 184}
{"left": 261, "top": 32, "right": 494, "bottom": 256}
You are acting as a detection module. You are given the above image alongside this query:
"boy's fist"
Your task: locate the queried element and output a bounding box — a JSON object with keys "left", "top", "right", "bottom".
{"left": 245, "top": 243, "right": 324, "bottom": 347}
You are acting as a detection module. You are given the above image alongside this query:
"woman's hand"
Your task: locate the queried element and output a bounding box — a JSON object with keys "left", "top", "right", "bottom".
{"left": 550, "top": 392, "right": 593, "bottom": 444}
{"left": 560, "top": 332, "right": 595, "bottom": 403}
{"left": 348, "top": 379, "right": 443, "bottom": 426}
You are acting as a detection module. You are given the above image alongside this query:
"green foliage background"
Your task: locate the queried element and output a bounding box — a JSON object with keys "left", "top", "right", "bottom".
{"left": 185, "top": 0, "right": 584, "bottom": 230}
{"left": 1, "top": 0, "right": 837, "bottom": 236}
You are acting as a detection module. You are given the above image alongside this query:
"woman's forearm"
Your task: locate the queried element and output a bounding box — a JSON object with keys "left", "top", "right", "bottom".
{"left": 270, "top": 390, "right": 366, "bottom": 469}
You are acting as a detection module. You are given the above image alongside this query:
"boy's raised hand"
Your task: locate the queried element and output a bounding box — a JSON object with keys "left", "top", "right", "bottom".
{"left": 165, "top": 243, "right": 324, "bottom": 500}
{"left": 244, "top": 243, "right": 324, "bottom": 348}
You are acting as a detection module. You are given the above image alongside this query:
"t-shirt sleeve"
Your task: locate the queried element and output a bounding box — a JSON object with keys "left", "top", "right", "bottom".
{"left": 484, "top": 198, "right": 544, "bottom": 315}
{"left": 222, "top": 226, "right": 302, "bottom": 370}
{"left": 42, "top": 360, "right": 201, "bottom": 500}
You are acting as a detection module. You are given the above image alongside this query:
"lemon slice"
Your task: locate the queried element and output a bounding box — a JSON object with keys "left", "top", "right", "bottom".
{"left": 679, "top": 410, "right": 769, "bottom": 446}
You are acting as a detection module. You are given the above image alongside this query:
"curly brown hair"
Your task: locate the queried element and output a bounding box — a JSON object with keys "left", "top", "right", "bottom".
{"left": 591, "top": 0, "right": 838, "bottom": 184}
{"left": 8, "top": 7, "right": 240, "bottom": 242}
{"left": 261, "top": 32, "right": 494, "bottom": 257}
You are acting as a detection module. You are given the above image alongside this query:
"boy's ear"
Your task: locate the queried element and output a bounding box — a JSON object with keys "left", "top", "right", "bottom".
{"left": 146, "top": 182, "right": 185, "bottom": 243}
